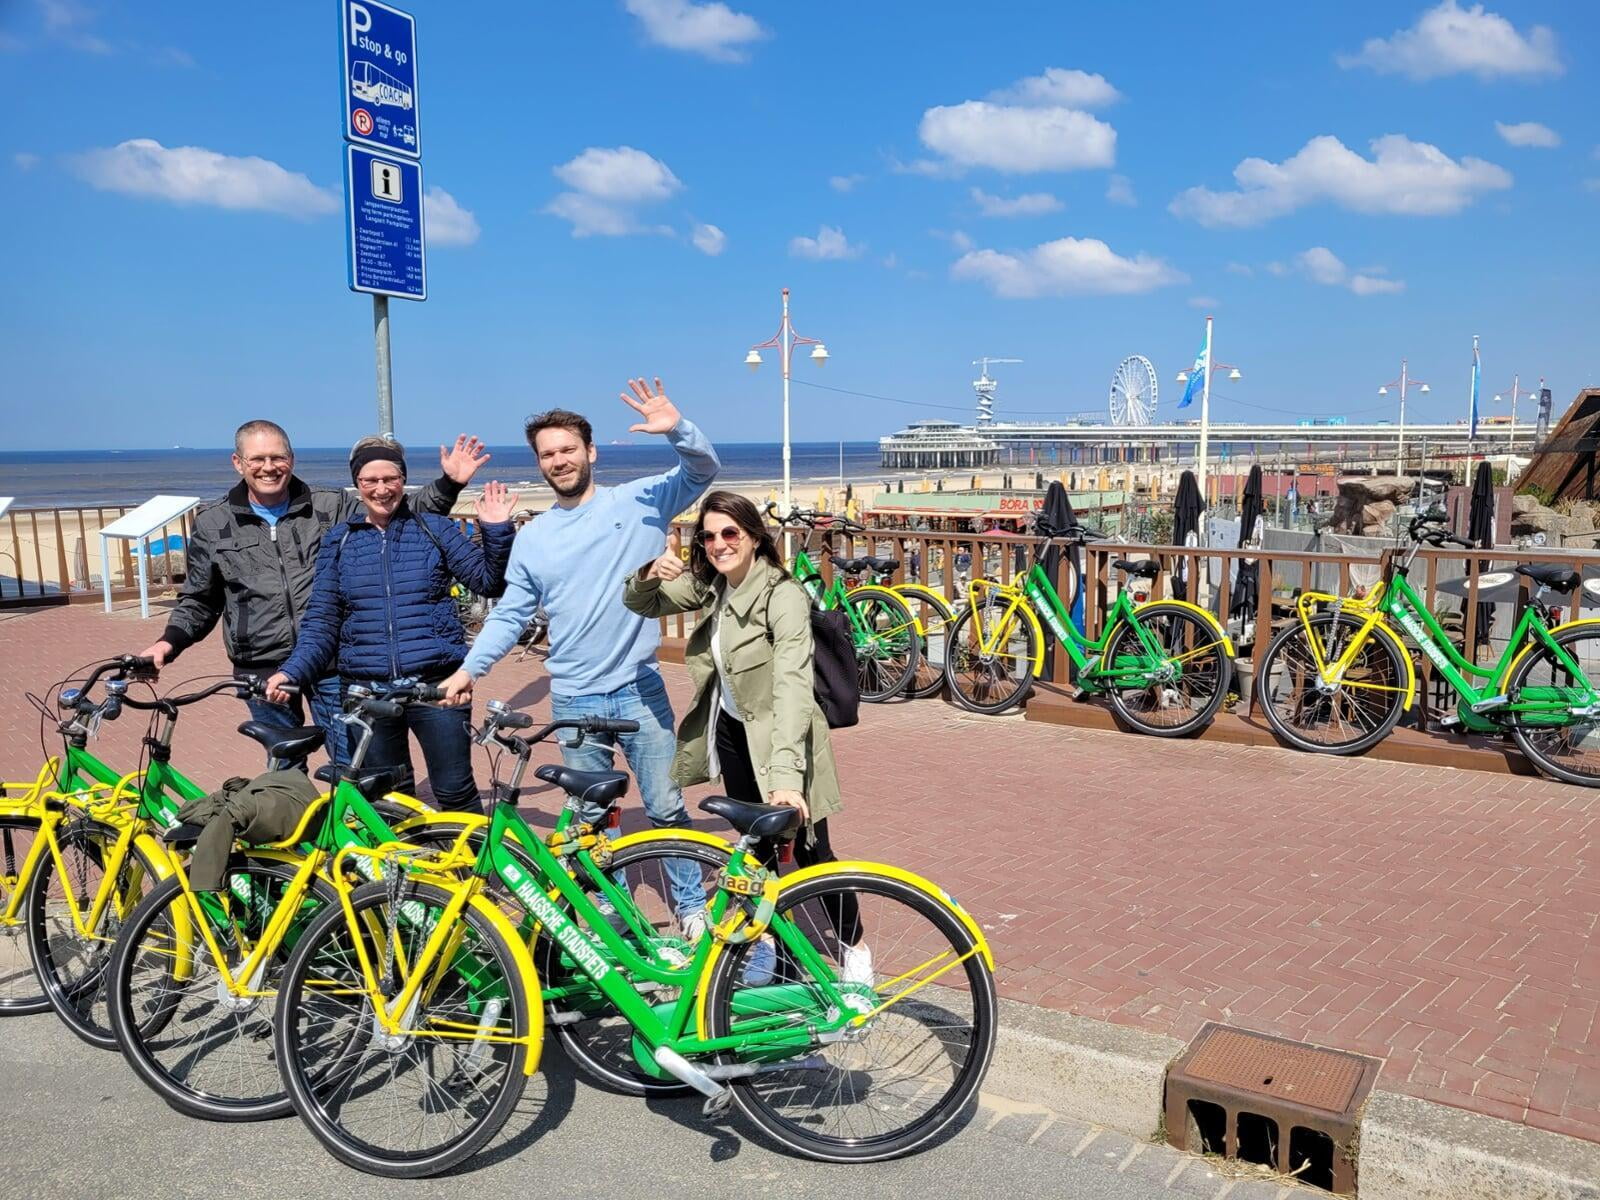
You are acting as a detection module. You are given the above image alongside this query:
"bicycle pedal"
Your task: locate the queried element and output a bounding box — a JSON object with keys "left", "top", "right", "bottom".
{"left": 702, "top": 1089, "right": 733, "bottom": 1119}
{"left": 1437, "top": 715, "right": 1463, "bottom": 731}
{"left": 1470, "top": 695, "right": 1510, "bottom": 715}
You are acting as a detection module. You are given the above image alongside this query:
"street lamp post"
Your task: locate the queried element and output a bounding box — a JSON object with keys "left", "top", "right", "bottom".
{"left": 1492, "top": 374, "right": 1536, "bottom": 455}
{"left": 745, "top": 287, "right": 829, "bottom": 518}
{"left": 1378, "top": 359, "right": 1431, "bottom": 478}
{"left": 1174, "top": 315, "right": 1242, "bottom": 499}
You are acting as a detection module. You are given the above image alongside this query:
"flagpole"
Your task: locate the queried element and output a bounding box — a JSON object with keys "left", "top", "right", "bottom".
{"left": 1198, "top": 315, "right": 1214, "bottom": 500}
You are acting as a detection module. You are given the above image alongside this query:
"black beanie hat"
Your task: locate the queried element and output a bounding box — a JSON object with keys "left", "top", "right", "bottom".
{"left": 349, "top": 440, "right": 407, "bottom": 483}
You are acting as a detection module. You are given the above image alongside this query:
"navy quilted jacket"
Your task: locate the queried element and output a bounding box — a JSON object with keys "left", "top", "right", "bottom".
{"left": 279, "top": 505, "right": 514, "bottom": 685}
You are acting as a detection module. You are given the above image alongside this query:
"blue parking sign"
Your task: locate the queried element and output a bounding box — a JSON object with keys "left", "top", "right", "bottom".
{"left": 345, "top": 146, "right": 426, "bottom": 300}
{"left": 342, "top": 1, "right": 420, "bottom": 158}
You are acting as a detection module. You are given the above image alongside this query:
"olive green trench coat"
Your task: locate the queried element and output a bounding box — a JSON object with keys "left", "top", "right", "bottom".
{"left": 621, "top": 558, "right": 842, "bottom": 825}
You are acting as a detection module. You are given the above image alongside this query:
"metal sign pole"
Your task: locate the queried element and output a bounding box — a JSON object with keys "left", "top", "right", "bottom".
{"left": 373, "top": 294, "right": 394, "bottom": 436}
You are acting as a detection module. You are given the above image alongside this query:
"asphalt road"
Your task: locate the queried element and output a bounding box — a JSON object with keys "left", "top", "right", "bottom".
{"left": 0, "top": 1012, "right": 1310, "bottom": 1199}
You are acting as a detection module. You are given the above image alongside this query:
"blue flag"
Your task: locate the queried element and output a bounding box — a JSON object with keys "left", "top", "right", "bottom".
{"left": 1469, "top": 340, "right": 1481, "bottom": 439}
{"left": 1177, "top": 339, "right": 1206, "bottom": 409}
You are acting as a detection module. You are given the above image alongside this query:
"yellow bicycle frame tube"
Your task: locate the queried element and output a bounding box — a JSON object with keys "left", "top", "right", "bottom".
{"left": 964, "top": 579, "right": 1048, "bottom": 674}
{"left": 696, "top": 859, "right": 996, "bottom": 1039}
{"left": 1291, "top": 590, "right": 1418, "bottom": 709}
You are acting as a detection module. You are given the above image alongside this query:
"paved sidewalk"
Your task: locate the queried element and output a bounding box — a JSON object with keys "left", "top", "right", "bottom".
{"left": 2, "top": 601, "right": 1596, "bottom": 1146}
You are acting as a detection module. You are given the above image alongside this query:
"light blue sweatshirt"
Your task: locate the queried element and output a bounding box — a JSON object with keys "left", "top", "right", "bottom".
{"left": 463, "top": 418, "right": 719, "bottom": 697}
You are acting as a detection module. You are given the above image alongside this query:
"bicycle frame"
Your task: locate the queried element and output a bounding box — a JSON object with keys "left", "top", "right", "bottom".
{"left": 1295, "top": 567, "right": 1600, "bottom": 731}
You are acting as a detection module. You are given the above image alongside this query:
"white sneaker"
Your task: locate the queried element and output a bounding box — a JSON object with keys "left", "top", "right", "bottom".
{"left": 742, "top": 936, "right": 777, "bottom": 987}
{"left": 681, "top": 910, "right": 707, "bottom": 946}
{"left": 841, "top": 942, "right": 874, "bottom": 986}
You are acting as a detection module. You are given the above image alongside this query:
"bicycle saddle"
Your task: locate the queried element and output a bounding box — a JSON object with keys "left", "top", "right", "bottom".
{"left": 534, "top": 764, "right": 630, "bottom": 811}
{"left": 312, "top": 763, "right": 402, "bottom": 800}
{"left": 1516, "top": 564, "right": 1579, "bottom": 593}
{"left": 1111, "top": 558, "right": 1161, "bottom": 579}
{"left": 700, "top": 796, "right": 800, "bottom": 839}
{"left": 237, "top": 721, "right": 326, "bottom": 763}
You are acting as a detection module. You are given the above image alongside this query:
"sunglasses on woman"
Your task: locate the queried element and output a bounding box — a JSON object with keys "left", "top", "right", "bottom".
{"left": 698, "top": 526, "right": 744, "bottom": 545}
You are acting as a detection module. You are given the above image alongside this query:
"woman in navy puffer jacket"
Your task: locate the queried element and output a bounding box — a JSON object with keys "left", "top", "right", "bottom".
{"left": 269, "top": 438, "right": 518, "bottom": 813}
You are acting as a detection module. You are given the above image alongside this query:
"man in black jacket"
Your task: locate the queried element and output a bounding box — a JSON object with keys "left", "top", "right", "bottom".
{"left": 139, "top": 419, "right": 489, "bottom": 766}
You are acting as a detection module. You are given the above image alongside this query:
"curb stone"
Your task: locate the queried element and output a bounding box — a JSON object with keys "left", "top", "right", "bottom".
{"left": 987, "top": 1001, "right": 1600, "bottom": 1199}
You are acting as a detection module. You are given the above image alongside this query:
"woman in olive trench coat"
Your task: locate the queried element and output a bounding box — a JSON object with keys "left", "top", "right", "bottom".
{"left": 622, "top": 490, "right": 869, "bottom": 980}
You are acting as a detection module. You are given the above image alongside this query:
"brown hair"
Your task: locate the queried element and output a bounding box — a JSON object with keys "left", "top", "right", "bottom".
{"left": 524, "top": 409, "right": 593, "bottom": 449}
{"left": 689, "top": 490, "right": 782, "bottom": 585}
{"left": 234, "top": 419, "right": 292, "bottom": 456}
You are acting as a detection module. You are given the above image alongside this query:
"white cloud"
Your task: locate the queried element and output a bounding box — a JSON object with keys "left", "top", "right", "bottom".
{"left": 1105, "top": 174, "right": 1136, "bottom": 206}
{"left": 1338, "top": 1, "right": 1561, "bottom": 80}
{"left": 919, "top": 101, "right": 1115, "bottom": 173}
{"left": 987, "top": 67, "right": 1121, "bottom": 110}
{"left": 1225, "top": 261, "right": 1253, "bottom": 276}
{"left": 38, "top": 0, "right": 112, "bottom": 53}
{"left": 624, "top": 0, "right": 765, "bottom": 62}
{"left": 546, "top": 146, "right": 686, "bottom": 238}
{"left": 1188, "top": 296, "right": 1219, "bottom": 310}
{"left": 423, "top": 187, "right": 479, "bottom": 247}
{"left": 13, "top": 152, "right": 40, "bottom": 171}
{"left": 1495, "top": 120, "right": 1559, "bottom": 148}
{"left": 971, "top": 187, "right": 1062, "bottom": 217}
{"left": 1292, "top": 247, "right": 1404, "bottom": 295}
{"left": 930, "top": 229, "right": 975, "bottom": 252}
{"left": 690, "top": 221, "right": 726, "bottom": 255}
{"left": 1169, "top": 134, "right": 1511, "bottom": 227}
{"left": 1265, "top": 261, "right": 1289, "bottom": 277}
{"left": 881, "top": 252, "right": 899, "bottom": 269}
{"left": 951, "top": 236, "right": 1185, "bottom": 299}
{"left": 553, "top": 146, "right": 680, "bottom": 203}
{"left": 829, "top": 173, "right": 865, "bottom": 193}
{"left": 68, "top": 138, "right": 336, "bottom": 218}
{"left": 789, "top": 225, "right": 863, "bottom": 260}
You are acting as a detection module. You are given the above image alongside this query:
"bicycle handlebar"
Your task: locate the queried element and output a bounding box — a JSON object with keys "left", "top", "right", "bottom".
{"left": 475, "top": 704, "right": 640, "bottom": 749}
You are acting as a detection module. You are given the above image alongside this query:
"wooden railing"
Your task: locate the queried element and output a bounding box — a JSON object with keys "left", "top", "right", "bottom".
{"left": 0, "top": 505, "right": 195, "bottom": 607}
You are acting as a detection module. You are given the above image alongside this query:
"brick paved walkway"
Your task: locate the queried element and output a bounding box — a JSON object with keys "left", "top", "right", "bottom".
{"left": 2, "top": 601, "right": 1596, "bottom": 1145}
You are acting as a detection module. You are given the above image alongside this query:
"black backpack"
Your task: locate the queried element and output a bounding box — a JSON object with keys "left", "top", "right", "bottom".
{"left": 762, "top": 579, "right": 860, "bottom": 730}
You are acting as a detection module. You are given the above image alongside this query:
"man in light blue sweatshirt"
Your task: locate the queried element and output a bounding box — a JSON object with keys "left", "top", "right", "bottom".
{"left": 441, "top": 377, "right": 718, "bottom": 924}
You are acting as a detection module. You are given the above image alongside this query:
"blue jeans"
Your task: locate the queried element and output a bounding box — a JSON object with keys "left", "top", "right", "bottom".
{"left": 242, "top": 675, "right": 348, "bottom": 769}
{"left": 551, "top": 672, "right": 703, "bottom": 918}
{"left": 363, "top": 693, "right": 481, "bottom": 815}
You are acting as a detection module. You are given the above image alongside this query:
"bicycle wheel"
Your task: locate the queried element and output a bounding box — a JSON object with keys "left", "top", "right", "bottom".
{"left": 942, "top": 602, "right": 1038, "bottom": 715}
{"left": 1506, "top": 625, "right": 1600, "bottom": 786}
{"left": 703, "top": 869, "right": 997, "bottom": 1162}
{"left": 845, "top": 589, "right": 920, "bottom": 702}
{"left": 0, "top": 815, "right": 48, "bottom": 1014}
{"left": 275, "top": 879, "right": 532, "bottom": 1178}
{"left": 1102, "top": 603, "right": 1232, "bottom": 737}
{"left": 898, "top": 587, "right": 955, "bottom": 700}
{"left": 539, "top": 836, "right": 729, "bottom": 1096}
{"left": 26, "top": 817, "right": 164, "bottom": 1048}
{"left": 108, "top": 858, "right": 336, "bottom": 1119}
{"left": 1258, "top": 612, "right": 1408, "bottom": 754}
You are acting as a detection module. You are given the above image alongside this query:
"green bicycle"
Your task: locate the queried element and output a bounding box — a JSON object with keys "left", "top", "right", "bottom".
{"left": 767, "top": 504, "right": 921, "bottom": 701}
{"left": 272, "top": 702, "right": 998, "bottom": 1177}
{"left": 1259, "top": 509, "right": 1600, "bottom": 785}
{"left": 943, "top": 519, "right": 1236, "bottom": 732}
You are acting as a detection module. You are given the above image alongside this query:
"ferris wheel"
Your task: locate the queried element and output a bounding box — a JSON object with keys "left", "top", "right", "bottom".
{"left": 1110, "top": 355, "right": 1159, "bottom": 426}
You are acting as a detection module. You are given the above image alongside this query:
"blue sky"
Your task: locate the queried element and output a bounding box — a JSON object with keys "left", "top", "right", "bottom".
{"left": 1, "top": 0, "right": 1595, "bottom": 451}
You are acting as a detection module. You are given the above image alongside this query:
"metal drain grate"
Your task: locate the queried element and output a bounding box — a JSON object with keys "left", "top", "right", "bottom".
{"left": 1165, "top": 1023, "right": 1380, "bottom": 1195}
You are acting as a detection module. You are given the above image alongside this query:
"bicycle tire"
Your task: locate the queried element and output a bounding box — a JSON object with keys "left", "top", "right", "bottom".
{"left": 942, "top": 602, "right": 1038, "bottom": 715}
{"left": 1506, "top": 625, "right": 1600, "bottom": 787}
{"left": 844, "top": 588, "right": 921, "bottom": 702}
{"left": 275, "top": 878, "right": 532, "bottom": 1177}
{"left": 539, "top": 836, "right": 730, "bottom": 1096}
{"left": 0, "top": 814, "right": 49, "bottom": 1014}
{"left": 108, "top": 858, "right": 337, "bottom": 1120}
{"left": 702, "top": 868, "right": 998, "bottom": 1162}
{"left": 26, "top": 817, "right": 165, "bottom": 1048}
{"left": 1258, "top": 612, "right": 1409, "bottom": 755}
{"left": 896, "top": 585, "right": 956, "bottom": 701}
{"left": 1101, "top": 603, "right": 1232, "bottom": 738}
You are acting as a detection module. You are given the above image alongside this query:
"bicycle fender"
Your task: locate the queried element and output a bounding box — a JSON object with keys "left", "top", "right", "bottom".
{"left": 608, "top": 827, "right": 734, "bottom": 856}
{"left": 694, "top": 859, "right": 996, "bottom": 1041}
{"left": 1500, "top": 616, "right": 1600, "bottom": 690}
{"left": 376, "top": 792, "right": 433, "bottom": 819}
{"left": 891, "top": 584, "right": 957, "bottom": 637}
{"left": 1331, "top": 615, "right": 1419, "bottom": 710}
{"left": 466, "top": 893, "right": 545, "bottom": 1077}
{"left": 129, "top": 830, "right": 180, "bottom": 880}
{"left": 1128, "top": 599, "right": 1237, "bottom": 655}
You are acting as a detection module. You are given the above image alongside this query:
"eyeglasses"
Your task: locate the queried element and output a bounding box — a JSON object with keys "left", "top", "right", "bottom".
{"left": 357, "top": 474, "right": 404, "bottom": 488}
{"left": 698, "top": 527, "right": 743, "bottom": 546}
{"left": 243, "top": 455, "right": 291, "bottom": 468}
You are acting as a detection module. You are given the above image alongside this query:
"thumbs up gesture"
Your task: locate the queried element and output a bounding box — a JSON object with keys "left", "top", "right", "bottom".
{"left": 645, "top": 528, "right": 687, "bottom": 582}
